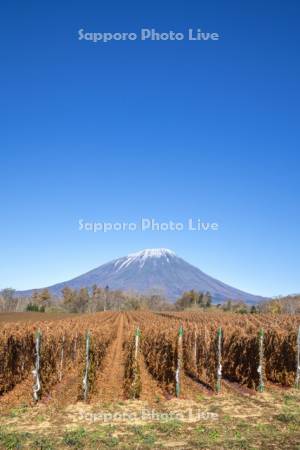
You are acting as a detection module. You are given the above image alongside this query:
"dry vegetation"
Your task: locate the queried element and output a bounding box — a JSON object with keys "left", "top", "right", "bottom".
{"left": 0, "top": 311, "right": 300, "bottom": 449}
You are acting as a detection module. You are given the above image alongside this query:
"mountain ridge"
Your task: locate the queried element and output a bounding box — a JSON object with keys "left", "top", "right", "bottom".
{"left": 17, "top": 248, "right": 266, "bottom": 304}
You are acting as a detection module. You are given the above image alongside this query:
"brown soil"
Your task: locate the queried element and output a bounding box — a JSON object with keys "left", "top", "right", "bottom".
{"left": 138, "top": 353, "right": 166, "bottom": 402}
{"left": 40, "top": 366, "right": 81, "bottom": 408}
{"left": 0, "top": 374, "right": 34, "bottom": 413}
{"left": 180, "top": 373, "right": 213, "bottom": 400}
{"left": 222, "top": 378, "right": 255, "bottom": 397}
{"left": 0, "top": 312, "right": 78, "bottom": 324}
{"left": 91, "top": 313, "right": 126, "bottom": 403}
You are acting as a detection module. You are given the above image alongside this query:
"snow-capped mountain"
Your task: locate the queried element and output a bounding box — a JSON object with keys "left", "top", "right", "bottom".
{"left": 17, "top": 248, "right": 265, "bottom": 304}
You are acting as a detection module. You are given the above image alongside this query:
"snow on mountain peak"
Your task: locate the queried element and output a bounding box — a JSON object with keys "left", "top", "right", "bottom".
{"left": 114, "top": 248, "right": 176, "bottom": 271}
{"left": 129, "top": 248, "right": 176, "bottom": 258}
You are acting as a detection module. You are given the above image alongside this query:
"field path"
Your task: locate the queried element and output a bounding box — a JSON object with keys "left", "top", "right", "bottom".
{"left": 91, "top": 312, "right": 125, "bottom": 403}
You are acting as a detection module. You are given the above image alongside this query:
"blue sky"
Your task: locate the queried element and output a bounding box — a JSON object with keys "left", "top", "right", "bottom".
{"left": 1, "top": 0, "right": 299, "bottom": 297}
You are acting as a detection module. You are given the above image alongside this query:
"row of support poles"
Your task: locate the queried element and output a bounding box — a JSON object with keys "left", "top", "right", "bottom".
{"left": 31, "top": 324, "right": 300, "bottom": 403}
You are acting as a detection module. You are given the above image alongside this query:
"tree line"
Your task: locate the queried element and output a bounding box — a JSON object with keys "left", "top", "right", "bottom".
{"left": 0, "top": 287, "right": 299, "bottom": 314}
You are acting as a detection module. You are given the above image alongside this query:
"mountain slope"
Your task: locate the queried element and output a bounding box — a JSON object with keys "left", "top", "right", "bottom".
{"left": 17, "top": 248, "right": 266, "bottom": 304}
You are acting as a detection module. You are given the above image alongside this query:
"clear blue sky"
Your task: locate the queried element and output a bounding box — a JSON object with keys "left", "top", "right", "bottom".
{"left": 1, "top": 0, "right": 299, "bottom": 297}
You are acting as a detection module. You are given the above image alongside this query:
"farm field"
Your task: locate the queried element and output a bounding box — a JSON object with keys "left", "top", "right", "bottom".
{"left": 0, "top": 312, "right": 79, "bottom": 324}
{"left": 0, "top": 311, "right": 300, "bottom": 449}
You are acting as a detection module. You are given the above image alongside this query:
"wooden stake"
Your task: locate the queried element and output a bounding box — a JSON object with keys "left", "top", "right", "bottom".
{"left": 216, "top": 327, "right": 222, "bottom": 393}
{"left": 257, "top": 329, "right": 265, "bottom": 393}
{"left": 83, "top": 331, "right": 91, "bottom": 401}
{"left": 176, "top": 325, "right": 183, "bottom": 397}
{"left": 33, "top": 329, "right": 42, "bottom": 401}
